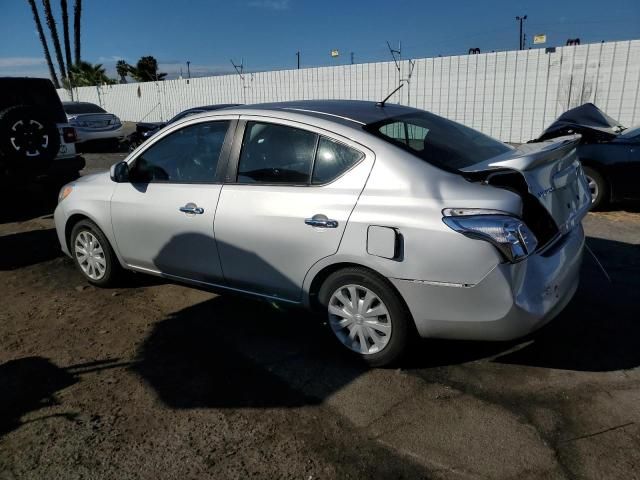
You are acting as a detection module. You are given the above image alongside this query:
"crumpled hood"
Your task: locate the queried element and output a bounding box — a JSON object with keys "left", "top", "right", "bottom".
{"left": 534, "top": 103, "right": 625, "bottom": 142}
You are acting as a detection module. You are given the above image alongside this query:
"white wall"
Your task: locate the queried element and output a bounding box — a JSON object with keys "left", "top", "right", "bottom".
{"left": 58, "top": 40, "right": 640, "bottom": 143}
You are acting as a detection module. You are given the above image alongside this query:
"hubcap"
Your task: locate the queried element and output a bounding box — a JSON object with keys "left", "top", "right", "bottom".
{"left": 74, "top": 231, "right": 106, "bottom": 280}
{"left": 586, "top": 175, "right": 598, "bottom": 204}
{"left": 328, "top": 284, "right": 392, "bottom": 355}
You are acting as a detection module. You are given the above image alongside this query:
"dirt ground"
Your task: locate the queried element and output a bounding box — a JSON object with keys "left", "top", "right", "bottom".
{"left": 1, "top": 154, "right": 640, "bottom": 479}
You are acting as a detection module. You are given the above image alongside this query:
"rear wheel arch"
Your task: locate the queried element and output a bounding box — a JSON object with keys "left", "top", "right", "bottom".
{"left": 315, "top": 264, "right": 416, "bottom": 366}
{"left": 308, "top": 262, "right": 413, "bottom": 323}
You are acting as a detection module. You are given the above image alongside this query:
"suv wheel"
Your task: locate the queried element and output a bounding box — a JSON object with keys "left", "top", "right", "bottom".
{"left": 318, "top": 267, "right": 412, "bottom": 367}
{"left": 70, "top": 220, "right": 120, "bottom": 287}
{"left": 0, "top": 105, "right": 60, "bottom": 171}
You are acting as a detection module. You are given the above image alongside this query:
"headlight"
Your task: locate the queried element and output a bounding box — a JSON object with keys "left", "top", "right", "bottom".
{"left": 58, "top": 184, "right": 74, "bottom": 203}
{"left": 442, "top": 209, "right": 538, "bottom": 263}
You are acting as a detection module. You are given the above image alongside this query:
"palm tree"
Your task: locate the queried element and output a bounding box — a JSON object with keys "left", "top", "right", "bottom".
{"left": 129, "top": 56, "right": 167, "bottom": 82}
{"left": 116, "top": 60, "right": 130, "bottom": 83}
{"left": 60, "top": 0, "right": 73, "bottom": 70}
{"left": 27, "top": 0, "right": 59, "bottom": 88}
{"left": 63, "top": 61, "right": 115, "bottom": 88}
{"left": 42, "top": 0, "right": 67, "bottom": 80}
{"left": 73, "top": 0, "right": 81, "bottom": 64}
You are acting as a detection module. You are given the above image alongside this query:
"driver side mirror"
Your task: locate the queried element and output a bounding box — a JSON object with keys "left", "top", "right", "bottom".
{"left": 110, "top": 161, "right": 130, "bottom": 183}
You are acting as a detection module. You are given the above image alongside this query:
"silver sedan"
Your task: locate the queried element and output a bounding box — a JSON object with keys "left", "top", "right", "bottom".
{"left": 54, "top": 101, "right": 591, "bottom": 366}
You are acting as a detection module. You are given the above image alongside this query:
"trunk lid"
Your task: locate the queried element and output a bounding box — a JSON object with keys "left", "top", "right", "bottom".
{"left": 462, "top": 135, "right": 591, "bottom": 239}
{"left": 69, "top": 113, "right": 119, "bottom": 130}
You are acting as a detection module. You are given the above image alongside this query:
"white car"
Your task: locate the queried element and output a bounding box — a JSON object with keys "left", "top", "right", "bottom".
{"left": 63, "top": 102, "right": 124, "bottom": 145}
{"left": 54, "top": 101, "right": 591, "bottom": 366}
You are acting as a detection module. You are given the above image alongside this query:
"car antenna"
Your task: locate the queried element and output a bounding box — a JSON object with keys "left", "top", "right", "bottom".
{"left": 376, "top": 83, "right": 404, "bottom": 108}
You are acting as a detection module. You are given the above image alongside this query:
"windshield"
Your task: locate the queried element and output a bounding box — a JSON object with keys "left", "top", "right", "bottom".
{"left": 364, "top": 111, "right": 512, "bottom": 171}
{"left": 63, "top": 103, "right": 107, "bottom": 114}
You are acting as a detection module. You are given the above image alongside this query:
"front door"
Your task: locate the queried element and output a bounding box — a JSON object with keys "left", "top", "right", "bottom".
{"left": 214, "top": 119, "right": 373, "bottom": 301}
{"left": 111, "top": 119, "right": 233, "bottom": 283}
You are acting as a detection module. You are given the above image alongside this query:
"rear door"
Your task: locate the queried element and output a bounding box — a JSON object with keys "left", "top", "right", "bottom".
{"left": 111, "top": 117, "right": 236, "bottom": 282}
{"left": 213, "top": 118, "right": 374, "bottom": 302}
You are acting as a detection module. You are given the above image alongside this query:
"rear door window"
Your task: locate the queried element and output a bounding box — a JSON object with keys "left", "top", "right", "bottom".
{"left": 237, "top": 122, "right": 317, "bottom": 184}
{"left": 312, "top": 137, "right": 363, "bottom": 184}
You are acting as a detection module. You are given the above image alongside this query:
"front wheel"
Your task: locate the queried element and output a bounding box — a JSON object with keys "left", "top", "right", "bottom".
{"left": 318, "top": 267, "right": 412, "bottom": 367}
{"left": 70, "top": 220, "right": 120, "bottom": 286}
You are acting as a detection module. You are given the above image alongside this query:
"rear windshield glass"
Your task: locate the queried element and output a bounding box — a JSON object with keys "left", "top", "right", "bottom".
{"left": 364, "top": 111, "right": 511, "bottom": 171}
{"left": 63, "top": 103, "right": 106, "bottom": 114}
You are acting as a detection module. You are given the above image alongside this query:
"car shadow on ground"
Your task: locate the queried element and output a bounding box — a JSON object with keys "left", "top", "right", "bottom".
{"left": 0, "top": 358, "right": 130, "bottom": 437}
{"left": 130, "top": 295, "right": 366, "bottom": 410}
{"left": 0, "top": 357, "right": 78, "bottom": 436}
{"left": 129, "top": 232, "right": 640, "bottom": 412}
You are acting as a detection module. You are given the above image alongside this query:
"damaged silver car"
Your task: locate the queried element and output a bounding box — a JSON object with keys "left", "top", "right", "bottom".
{"left": 54, "top": 100, "right": 591, "bottom": 366}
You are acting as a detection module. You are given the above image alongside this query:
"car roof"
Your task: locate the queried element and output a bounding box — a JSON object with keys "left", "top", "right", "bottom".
{"left": 62, "top": 101, "right": 99, "bottom": 106}
{"left": 186, "top": 104, "right": 240, "bottom": 112}
{"left": 222, "top": 100, "right": 423, "bottom": 127}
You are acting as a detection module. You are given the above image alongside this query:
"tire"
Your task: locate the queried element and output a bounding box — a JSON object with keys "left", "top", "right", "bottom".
{"left": 318, "top": 267, "right": 412, "bottom": 367}
{"left": 583, "top": 166, "right": 608, "bottom": 210}
{"left": 70, "top": 220, "right": 120, "bottom": 287}
{"left": 0, "top": 105, "right": 60, "bottom": 172}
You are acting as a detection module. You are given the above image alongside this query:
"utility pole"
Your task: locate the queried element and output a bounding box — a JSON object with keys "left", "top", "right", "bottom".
{"left": 186, "top": 61, "right": 191, "bottom": 79}
{"left": 516, "top": 15, "right": 527, "bottom": 50}
{"left": 296, "top": 51, "right": 300, "bottom": 69}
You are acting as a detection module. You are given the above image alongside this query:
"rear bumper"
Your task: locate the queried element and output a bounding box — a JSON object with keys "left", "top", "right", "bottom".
{"left": 75, "top": 125, "right": 124, "bottom": 143}
{"left": 391, "top": 224, "right": 585, "bottom": 341}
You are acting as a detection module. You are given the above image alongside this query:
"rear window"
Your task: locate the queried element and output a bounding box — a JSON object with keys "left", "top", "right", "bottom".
{"left": 63, "top": 103, "right": 106, "bottom": 114}
{"left": 364, "top": 112, "right": 511, "bottom": 171}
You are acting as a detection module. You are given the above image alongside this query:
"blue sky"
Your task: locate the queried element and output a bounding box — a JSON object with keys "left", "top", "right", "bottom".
{"left": 1, "top": 0, "right": 639, "bottom": 80}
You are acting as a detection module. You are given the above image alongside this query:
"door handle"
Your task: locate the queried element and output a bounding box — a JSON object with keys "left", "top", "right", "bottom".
{"left": 305, "top": 214, "right": 338, "bottom": 228}
{"left": 179, "top": 203, "right": 205, "bottom": 215}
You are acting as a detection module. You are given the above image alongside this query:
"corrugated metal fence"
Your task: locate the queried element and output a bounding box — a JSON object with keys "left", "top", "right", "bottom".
{"left": 57, "top": 40, "right": 640, "bottom": 143}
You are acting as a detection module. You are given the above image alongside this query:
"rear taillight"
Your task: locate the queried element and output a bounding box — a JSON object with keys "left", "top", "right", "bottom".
{"left": 63, "top": 127, "right": 77, "bottom": 143}
{"left": 442, "top": 209, "right": 538, "bottom": 263}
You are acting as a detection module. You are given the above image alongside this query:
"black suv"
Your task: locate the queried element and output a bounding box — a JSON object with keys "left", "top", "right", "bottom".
{"left": 0, "top": 77, "right": 85, "bottom": 184}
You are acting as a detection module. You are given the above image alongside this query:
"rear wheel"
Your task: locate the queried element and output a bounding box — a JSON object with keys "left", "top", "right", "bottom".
{"left": 318, "top": 267, "right": 412, "bottom": 367}
{"left": 583, "top": 166, "right": 608, "bottom": 210}
{"left": 70, "top": 220, "right": 120, "bottom": 287}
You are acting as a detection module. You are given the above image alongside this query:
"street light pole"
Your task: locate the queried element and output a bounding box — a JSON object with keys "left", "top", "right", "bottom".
{"left": 516, "top": 15, "right": 527, "bottom": 50}
{"left": 296, "top": 51, "right": 300, "bottom": 69}
{"left": 186, "top": 61, "right": 191, "bottom": 79}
